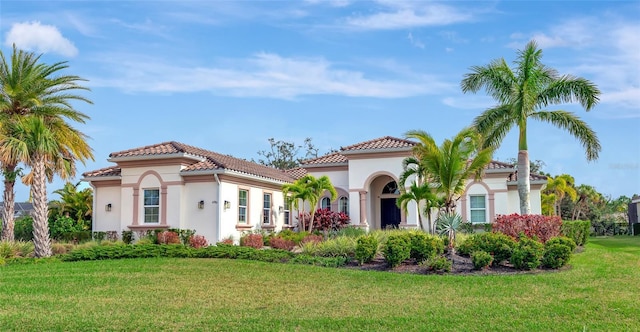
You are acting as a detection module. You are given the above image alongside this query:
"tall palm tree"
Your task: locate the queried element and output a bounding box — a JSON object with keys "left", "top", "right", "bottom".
{"left": 405, "top": 127, "right": 494, "bottom": 215}
{"left": 49, "top": 181, "right": 93, "bottom": 224}
{"left": 282, "top": 174, "right": 337, "bottom": 232}
{"left": 0, "top": 115, "right": 92, "bottom": 257}
{"left": 0, "top": 45, "right": 91, "bottom": 241}
{"left": 461, "top": 40, "right": 600, "bottom": 214}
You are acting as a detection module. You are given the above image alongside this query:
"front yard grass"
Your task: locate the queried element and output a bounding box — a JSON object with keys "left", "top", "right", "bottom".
{"left": 1, "top": 236, "right": 638, "bottom": 331}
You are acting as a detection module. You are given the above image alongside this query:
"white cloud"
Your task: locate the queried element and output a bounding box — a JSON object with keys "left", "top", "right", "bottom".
{"left": 4, "top": 21, "right": 78, "bottom": 57}
{"left": 344, "top": 3, "right": 472, "bottom": 30}
{"left": 88, "top": 52, "right": 450, "bottom": 99}
{"left": 442, "top": 95, "right": 494, "bottom": 110}
{"left": 407, "top": 32, "right": 425, "bottom": 49}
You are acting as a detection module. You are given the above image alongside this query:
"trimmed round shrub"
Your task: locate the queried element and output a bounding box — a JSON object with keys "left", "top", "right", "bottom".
{"left": 421, "top": 256, "right": 452, "bottom": 273}
{"left": 471, "top": 250, "right": 494, "bottom": 270}
{"left": 157, "top": 231, "right": 181, "bottom": 245}
{"left": 542, "top": 244, "right": 572, "bottom": 268}
{"left": 407, "top": 231, "right": 444, "bottom": 262}
{"left": 511, "top": 236, "right": 544, "bottom": 270}
{"left": 269, "top": 237, "right": 296, "bottom": 251}
{"left": 188, "top": 235, "right": 208, "bottom": 249}
{"left": 355, "top": 235, "right": 378, "bottom": 264}
{"left": 457, "top": 232, "right": 516, "bottom": 266}
{"left": 240, "top": 234, "right": 264, "bottom": 249}
{"left": 383, "top": 234, "right": 411, "bottom": 268}
{"left": 545, "top": 236, "right": 577, "bottom": 252}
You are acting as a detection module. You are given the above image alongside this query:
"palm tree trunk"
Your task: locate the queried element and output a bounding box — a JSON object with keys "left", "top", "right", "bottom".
{"left": 31, "top": 155, "right": 51, "bottom": 257}
{"left": 417, "top": 211, "right": 423, "bottom": 231}
{"left": 1, "top": 165, "right": 17, "bottom": 242}
{"left": 517, "top": 150, "right": 532, "bottom": 214}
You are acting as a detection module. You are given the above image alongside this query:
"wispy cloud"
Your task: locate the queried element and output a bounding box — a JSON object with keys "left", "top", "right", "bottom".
{"left": 407, "top": 32, "right": 425, "bottom": 49}
{"left": 3, "top": 21, "right": 78, "bottom": 57}
{"left": 88, "top": 52, "right": 450, "bottom": 99}
{"left": 344, "top": 2, "right": 472, "bottom": 30}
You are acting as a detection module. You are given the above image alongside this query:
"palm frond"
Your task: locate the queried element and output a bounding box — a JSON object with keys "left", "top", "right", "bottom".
{"left": 530, "top": 110, "right": 601, "bottom": 160}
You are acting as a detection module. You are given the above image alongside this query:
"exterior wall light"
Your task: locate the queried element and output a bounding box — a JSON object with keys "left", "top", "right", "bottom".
{"left": 198, "top": 200, "right": 205, "bottom": 209}
{"left": 224, "top": 200, "right": 231, "bottom": 210}
{"left": 105, "top": 203, "right": 112, "bottom": 212}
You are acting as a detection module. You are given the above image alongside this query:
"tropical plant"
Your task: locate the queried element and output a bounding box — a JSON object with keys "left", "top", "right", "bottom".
{"left": 543, "top": 174, "right": 577, "bottom": 216}
{"left": 0, "top": 45, "right": 92, "bottom": 242}
{"left": 461, "top": 40, "right": 601, "bottom": 214}
{"left": 436, "top": 213, "right": 464, "bottom": 257}
{"left": 396, "top": 181, "right": 437, "bottom": 232}
{"left": 404, "top": 127, "right": 493, "bottom": 215}
{"left": 0, "top": 115, "right": 92, "bottom": 257}
{"left": 282, "top": 174, "right": 337, "bottom": 232}
{"left": 48, "top": 181, "right": 93, "bottom": 225}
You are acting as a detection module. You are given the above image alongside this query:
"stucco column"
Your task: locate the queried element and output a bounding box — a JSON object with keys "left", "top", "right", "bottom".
{"left": 359, "top": 191, "right": 368, "bottom": 226}
{"left": 132, "top": 188, "right": 139, "bottom": 225}
{"left": 160, "top": 185, "right": 168, "bottom": 225}
{"left": 488, "top": 193, "right": 495, "bottom": 222}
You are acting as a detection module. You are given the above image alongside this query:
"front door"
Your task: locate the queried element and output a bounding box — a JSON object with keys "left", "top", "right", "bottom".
{"left": 381, "top": 198, "right": 401, "bottom": 229}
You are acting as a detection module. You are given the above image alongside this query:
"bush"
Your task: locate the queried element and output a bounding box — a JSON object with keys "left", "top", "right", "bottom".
{"left": 545, "top": 236, "right": 577, "bottom": 252}
{"left": 49, "top": 216, "right": 85, "bottom": 241}
{"left": 493, "top": 214, "right": 561, "bottom": 243}
{"left": 407, "top": 231, "right": 444, "bottom": 262}
{"left": 269, "top": 236, "right": 296, "bottom": 251}
{"left": 383, "top": 234, "right": 411, "bottom": 268}
{"left": 561, "top": 220, "right": 590, "bottom": 246}
{"left": 314, "top": 237, "right": 356, "bottom": 258}
{"left": 277, "top": 229, "right": 309, "bottom": 244}
{"left": 301, "top": 234, "right": 323, "bottom": 244}
{"left": 240, "top": 233, "right": 263, "bottom": 249}
{"left": 290, "top": 254, "right": 348, "bottom": 268}
{"left": 457, "top": 232, "right": 516, "bottom": 266}
{"left": 188, "top": 235, "right": 208, "bottom": 249}
{"left": 121, "top": 231, "right": 134, "bottom": 244}
{"left": 355, "top": 235, "right": 378, "bottom": 264}
{"left": 471, "top": 250, "right": 494, "bottom": 270}
{"left": 421, "top": 256, "right": 452, "bottom": 273}
{"left": 157, "top": 231, "right": 181, "bottom": 245}
{"left": 333, "top": 227, "right": 366, "bottom": 238}
{"left": 542, "top": 243, "right": 572, "bottom": 268}
{"left": 511, "top": 236, "right": 544, "bottom": 270}
{"left": 458, "top": 222, "right": 474, "bottom": 234}
{"left": 14, "top": 216, "right": 34, "bottom": 241}
{"left": 93, "top": 231, "right": 107, "bottom": 242}
{"left": 591, "top": 220, "right": 629, "bottom": 236}
{"left": 51, "top": 243, "right": 70, "bottom": 255}
{"left": 298, "top": 209, "right": 351, "bottom": 233}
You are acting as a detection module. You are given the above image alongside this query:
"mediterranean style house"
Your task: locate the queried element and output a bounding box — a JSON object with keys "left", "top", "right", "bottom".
{"left": 82, "top": 137, "right": 546, "bottom": 243}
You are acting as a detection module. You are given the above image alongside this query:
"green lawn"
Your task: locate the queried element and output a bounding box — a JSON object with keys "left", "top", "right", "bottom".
{"left": 1, "top": 237, "right": 638, "bottom": 331}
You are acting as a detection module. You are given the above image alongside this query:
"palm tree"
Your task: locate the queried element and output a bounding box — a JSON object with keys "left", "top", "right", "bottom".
{"left": 0, "top": 115, "right": 92, "bottom": 257}
{"left": 544, "top": 174, "right": 577, "bottom": 216}
{"left": 282, "top": 174, "right": 337, "bottom": 232}
{"left": 405, "top": 127, "right": 494, "bottom": 215}
{"left": 49, "top": 181, "right": 93, "bottom": 225}
{"left": 461, "top": 40, "right": 601, "bottom": 214}
{"left": 0, "top": 45, "right": 91, "bottom": 241}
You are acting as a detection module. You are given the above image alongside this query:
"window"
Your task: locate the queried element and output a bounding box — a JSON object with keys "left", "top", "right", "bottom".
{"left": 143, "top": 189, "right": 160, "bottom": 223}
{"left": 470, "top": 195, "right": 486, "bottom": 223}
{"left": 321, "top": 197, "right": 331, "bottom": 210}
{"left": 263, "top": 193, "right": 271, "bottom": 224}
{"left": 382, "top": 181, "right": 400, "bottom": 194}
{"left": 339, "top": 197, "right": 349, "bottom": 214}
{"left": 284, "top": 207, "right": 290, "bottom": 225}
{"left": 238, "top": 189, "right": 248, "bottom": 224}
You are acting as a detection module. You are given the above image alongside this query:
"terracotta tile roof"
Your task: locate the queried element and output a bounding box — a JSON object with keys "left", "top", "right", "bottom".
{"left": 284, "top": 167, "right": 308, "bottom": 179}
{"left": 508, "top": 172, "right": 548, "bottom": 182}
{"left": 82, "top": 165, "right": 121, "bottom": 178}
{"left": 340, "top": 136, "right": 416, "bottom": 152}
{"left": 486, "top": 160, "right": 514, "bottom": 170}
{"left": 301, "top": 152, "right": 348, "bottom": 165}
{"left": 107, "top": 141, "right": 296, "bottom": 183}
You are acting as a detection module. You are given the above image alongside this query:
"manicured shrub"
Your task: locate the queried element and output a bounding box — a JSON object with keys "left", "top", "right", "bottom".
{"left": 106, "top": 231, "right": 119, "bottom": 241}
{"left": 407, "top": 231, "right": 444, "bottom": 262}
{"left": 93, "top": 232, "right": 107, "bottom": 242}
{"left": 457, "top": 232, "right": 516, "bottom": 266}
{"left": 188, "top": 235, "right": 208, "bottom": 249}
{"left": 276, "top": 229, "right": 309, "bottom": 244}
{"left": 49, "top": 216, "right": 85, "bottom": 241}
{"left": 14, "top": 216, "right": 34, "bottom": 241}
{"left": 314, "top": 237, "right": 356, "bottom": 258}
{"left": 298, "top": 209, "right": 351, "bottom": 233}
{"left": 471, "top": 250, "right": 494, "bottom": 270}
{"left": 545, "top": 236, "right": 577, "bottom": 252}
{"left": 51, "top": 243, "right": 69, "bottom": 255}
{"left": 240, "top": 233, "right": 263, "bottom": 249}
{"left": 383, "top": 234, "right": 411, "bottom": 268}
{"left": 421, "top": 256, "right": 452, "bottom": 273}
{"left": 218, "top": 236, "right": 234, "bottom": 245}
{"left": 269, "top": 236, "right": 296, "bottom": 251}
{"left": 355, "top": 235, "right": 378, "bottom": 264}
{"left": 157, "top": 231, "right": 181, "bottom": 245}
{"left": 542, "top": 243, "right": 572, "bottom": 268}
{"left": 121, "top": 231, "right": 134, "bottom": 244}
{"left": 493, "top": 214, "right": 561, "bottom": 243}
{"left": 561, "top": 220, "right": 590, "bottom": 246}
{"left": 511, "top": 236, "right": 544, "bottom": 270}
{"left": 290, "top": 254, "right": 348, "bottom": 268}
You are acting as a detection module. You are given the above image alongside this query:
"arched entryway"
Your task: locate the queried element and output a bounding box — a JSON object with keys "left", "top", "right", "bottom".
{"left": 380, "top": 181, "right": 401, "bottom": 229}
{"left": 367, "top": 174, "right": 403, "bottom": 229}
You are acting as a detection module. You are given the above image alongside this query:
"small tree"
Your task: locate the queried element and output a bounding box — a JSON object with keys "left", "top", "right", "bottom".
{"left": 256, "top": 137, "right": 319, "bottom": 170}
{"left": 282, "top": 174, "right": 337, "bottom": 232}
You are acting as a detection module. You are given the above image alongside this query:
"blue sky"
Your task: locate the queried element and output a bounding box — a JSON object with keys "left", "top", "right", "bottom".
{"left": 1, "top": 0, "right": 639, "bottom": 202}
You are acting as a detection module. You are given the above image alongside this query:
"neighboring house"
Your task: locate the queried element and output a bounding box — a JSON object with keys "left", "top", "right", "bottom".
{"left": 82, "top": 137, "right": 546, "bottom": 243}
{"left": 0, "top": 202, "right": 34, "bottom": 219}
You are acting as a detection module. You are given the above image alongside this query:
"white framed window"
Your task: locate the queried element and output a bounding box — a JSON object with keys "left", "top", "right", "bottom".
{"left": 143, "top": 189, "right": 160, "bottom": 223}
{"left": 238, "top": 189, "right": 248, "bottom": 224}
{"left": 339, "top": 197, "right": 349, "bottom": 214}
{"left": 321, "top": 197, "right": 331, "bottom": 210}
{"left": 263, "top": 193, "right": 271, "bottom": 224}
{"left": 284, "top": 207, "right": 290, "bottom": 225}
{"left": 469, "top": 195, "right": 487, "bottom": 223}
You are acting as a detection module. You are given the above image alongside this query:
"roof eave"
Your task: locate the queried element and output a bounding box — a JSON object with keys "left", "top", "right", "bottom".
{"left": 301, "top": 162, "right": 349, "bottom": 168}
{"left": 108, "top": 152, "right": 205, "bottom": 163}
{"left": 180, "top": 169, "right": 293, "bottom": 184}
{"left": 340, "top": 147, "right": 413, "bottom": 155}
{"left": 81, "top": 176, "right": 122, "bottom": 182}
